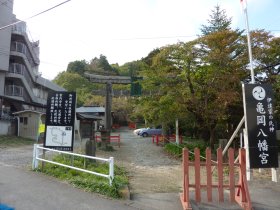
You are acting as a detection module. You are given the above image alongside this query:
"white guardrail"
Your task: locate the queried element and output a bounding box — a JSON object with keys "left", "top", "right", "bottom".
{"left": 32, "top": 144, "right": 114, "bottom": 185}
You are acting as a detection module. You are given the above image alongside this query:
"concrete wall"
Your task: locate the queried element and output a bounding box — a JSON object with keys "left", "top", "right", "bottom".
{"left": 0, "top": 1, "right": 14, "bottom": 96}
{"left": 0, "top": 1, "right": 13, "bottom": 72}
{"left": 0, "top": 120, "right": 11, "bottom": 135}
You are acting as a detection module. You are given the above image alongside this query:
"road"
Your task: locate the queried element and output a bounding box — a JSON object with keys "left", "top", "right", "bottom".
{"left": 0, "top": 128, "right": 182, "bottom": 210}
{"left": 1, "top": 128, "right": 280, "bottom": 210}
{"left": 0, "top": 163, "right": 136, "bottom": 210}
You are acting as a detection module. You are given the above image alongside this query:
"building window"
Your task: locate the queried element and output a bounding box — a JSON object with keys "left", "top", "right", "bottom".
{"left": 20, "top": 117, "right": 28, "bottom": 125}
{"left": 24, "top": 117, "right": 28, "bottom": 125}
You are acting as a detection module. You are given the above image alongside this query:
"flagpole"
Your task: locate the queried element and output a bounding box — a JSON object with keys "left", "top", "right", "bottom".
{"left": 242, "top": 0, "right": 255, "bottom": 84}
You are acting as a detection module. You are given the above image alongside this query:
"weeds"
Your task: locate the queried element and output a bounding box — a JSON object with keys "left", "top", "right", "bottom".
{"left": 36, "top": 154, "right": 128, "bottom": 198}
{"left": 0, "top": 135, "right": 34, "bottom": 147}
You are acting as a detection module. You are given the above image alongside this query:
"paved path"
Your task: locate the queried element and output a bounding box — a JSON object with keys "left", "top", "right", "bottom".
{"left": 0, "top": 128, "right": 183, "bottom": 210}
{"left": 0, "top": 163, "right": 136, "bottom": 210}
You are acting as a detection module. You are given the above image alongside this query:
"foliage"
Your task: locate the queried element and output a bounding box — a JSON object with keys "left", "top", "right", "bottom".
{"left": 0, "top": 135, "right": 34, "bottom": 147}
{"left": 89, "top": 54, "right": 119, "bottom": 75}
{"left": 51, "top": 4, "right": 280, "bottom": 146}
{"left": 37, "top": 155, "right": 128, "bottom": 198}
{"left": 136, "top": 5, "right": 250, "bottom": 147}
{"left": 118, "top": 60, "right": 147, "bottom": 77}
{"left": 67, "top": 60, "right": 90, "bottom": 75}
{"left": 164, "top": 138, "right": 208, "bottom": 160}
{"left": 53, "top": 71, "right": 96, "bottom": 106}
{"left": 200, "top": 5, "right": 232, "bottom": 35}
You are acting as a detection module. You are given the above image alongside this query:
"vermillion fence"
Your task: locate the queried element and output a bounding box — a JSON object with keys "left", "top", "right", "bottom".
{"left": 95, "top": 134, "right": 121, "bottom": 148}
{"left": 180, "top": 147, "right": 252, "bottom": 210}
{"left": 152, "top": 134, "right": 183, "bottom": 145}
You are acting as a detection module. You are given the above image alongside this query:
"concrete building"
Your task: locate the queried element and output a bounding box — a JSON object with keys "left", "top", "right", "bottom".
{"left": 0, "top": 1, "right": 64, "bottom": 135}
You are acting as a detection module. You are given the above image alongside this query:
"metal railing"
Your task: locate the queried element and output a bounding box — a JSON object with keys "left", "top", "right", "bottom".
{"left": 4, "top": 85, "right": 23, "bottom": 97}
{"left": 32, "top": 144, "right": 114, "bottom": 185}
{"left": 9, "top": 63, "right": 25, "bottom": 75}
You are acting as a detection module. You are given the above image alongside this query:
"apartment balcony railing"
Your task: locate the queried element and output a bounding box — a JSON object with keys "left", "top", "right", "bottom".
{"left": 12, "top": 24, "right": 26, "bottom": 34}
{"left": 11, "top": 25, "right": 40, "bottom": 65}
{"left": 10, "top": 41, "right": 37, "bottom": 67}
{"left": 8, "top": 62, "right": 34, "bottom": 88}
{"left": 11, "top": 41, "right": 27, "bottom": 55}
{"left": 9, "top": 63, "right": 25, "bottom": 75}
{"left": 5, "top": 85, "right": 24, "bottom": 97}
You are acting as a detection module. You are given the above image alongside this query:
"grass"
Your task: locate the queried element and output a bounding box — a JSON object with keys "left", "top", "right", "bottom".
{"left": 36, "top": 154, "right": 129, "bottom": 199}
{"left": 0, "top": 135, "right": 34, "bottom": 147}
{"left": 164, "top": 137, "right": 208, "bottom": 160}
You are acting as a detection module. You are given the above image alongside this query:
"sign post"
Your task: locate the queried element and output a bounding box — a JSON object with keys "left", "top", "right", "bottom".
{"left": 44, "top": 92, "right": 76, "bottom": 151}
{"left": 242, "top": 84, "right": 279, "bottom": 169}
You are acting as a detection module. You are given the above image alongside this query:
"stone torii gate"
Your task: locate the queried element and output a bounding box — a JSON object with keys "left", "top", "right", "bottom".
{"left": 84, "top": 73, "right": 131, "bottom": 132}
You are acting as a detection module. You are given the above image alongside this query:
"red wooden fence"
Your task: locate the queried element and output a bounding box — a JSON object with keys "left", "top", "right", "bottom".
{"left": 128, "top": 122, "right": 136, "bottom": 129}
{"left": 152, "top": 134, "right": 183, "bottom": 145}
{"left": 95, "top": 134, "right": 120, "bottom": 148}
{"left": 180, "top": 148, "right": 252, "bottom": 210}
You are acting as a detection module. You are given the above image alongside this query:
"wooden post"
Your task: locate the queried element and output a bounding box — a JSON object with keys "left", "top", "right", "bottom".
{"left": 183, "top": 149, "right": 189, "bottom": 202}
{"left": 118, "top": 134, "right": 120, "bottom": 148}
{"left": 194, "top": 148, "right": 201, "bottom": 202}
{"left": 105, "top": 82, "right": 112, "bottom": 132}
{"left": 156, "top": 135, "right": 159, "bottom": 146}
{"left": 217, "top": 148, "right": 224, "bottom": 202}
{"left": 228, "top": 148, "right": 235, "bottom": 202}
{"left": 206, "top": 148, "right": 212, "bottom": 202}
{"left": 180, "top": 148, "right": 191, "bottom": 210}
{"left": 175, "top": 119, "right": 179, "bottom": 144}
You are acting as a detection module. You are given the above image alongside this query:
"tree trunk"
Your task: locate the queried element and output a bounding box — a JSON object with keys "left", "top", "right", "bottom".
{"left": 209, "top": 125, "right": 216, "bottom": 149}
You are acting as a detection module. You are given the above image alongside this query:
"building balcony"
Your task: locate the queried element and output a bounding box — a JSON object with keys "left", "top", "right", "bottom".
{"left": 11, "top": 25, "right": 40, "bottom": 65}
{"left": 5, "top": 85, "right": 23, "bottom": 97}
{"left": 10, "top": 41, "right": 27, "bottom": 55}
{"left": 9, "top": 63, "right": 25, "bottom": 75}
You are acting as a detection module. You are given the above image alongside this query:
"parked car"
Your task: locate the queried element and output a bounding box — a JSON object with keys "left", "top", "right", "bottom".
{"left": 133, "top": 128, "right": 147, "bottom": 135}
{"left": 138, "top": 127, "right": 162, "bottom": 137}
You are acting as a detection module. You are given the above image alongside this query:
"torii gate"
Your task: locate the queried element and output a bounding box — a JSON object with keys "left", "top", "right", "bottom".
{"left": 84, "top": 73, "right": 131, "bottom": 132}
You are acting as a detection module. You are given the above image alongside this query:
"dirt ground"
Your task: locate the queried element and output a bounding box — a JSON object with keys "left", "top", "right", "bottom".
{"left": 91, "top": 127, "right": 183, "bottom": 195}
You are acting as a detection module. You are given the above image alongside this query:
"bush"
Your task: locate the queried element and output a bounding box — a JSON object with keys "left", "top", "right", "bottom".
{"left": 164, "top": 138, "right": 208, "bottom": 160}
{"left": 36, "top": 154, "right": 128, "bottom": 198}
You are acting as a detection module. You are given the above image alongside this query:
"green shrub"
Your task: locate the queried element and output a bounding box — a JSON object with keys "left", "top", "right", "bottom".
{"left": 36, "top": 154, "right": 128, "bottom": 198}
{"left": 164, "top": 138, "right": 208, "bottom": 160}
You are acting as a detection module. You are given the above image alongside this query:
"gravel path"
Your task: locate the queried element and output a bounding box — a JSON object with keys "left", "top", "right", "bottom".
{"left": 95, "top": 127, "right": 183, "bottom": 194}
{"left": 0, "top": 145, "right": 34, "bottom": 168}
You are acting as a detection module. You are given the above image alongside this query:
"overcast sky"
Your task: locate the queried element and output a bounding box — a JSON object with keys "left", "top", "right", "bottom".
{"left": 12, "top": 0, "right": 280, "bottom": 80}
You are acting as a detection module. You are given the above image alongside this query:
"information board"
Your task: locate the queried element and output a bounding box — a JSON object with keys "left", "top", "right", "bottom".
{"left": 243, "top": 84, "right": 278, "bottom": 168}
{"left": 44, "top": 92, "right": 76, "bottom": 151}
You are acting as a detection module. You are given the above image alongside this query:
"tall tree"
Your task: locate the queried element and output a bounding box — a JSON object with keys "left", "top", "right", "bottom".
{"left": 53, "top": 71, "right": 94, "bottom": 106}
{"left": 67, "top": 60, "right": 89, "bottom": 75}
{"left": 200, "top": 5, "right": 232, "bottom": 35}
{"left": 89, "top": 54, "right": 118, "bottom": 75}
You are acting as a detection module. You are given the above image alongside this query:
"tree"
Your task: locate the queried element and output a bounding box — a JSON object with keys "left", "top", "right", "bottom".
{"left": 118, "top": 60, "right": 147, "bottom": 77}
{"left": 89, "top": 54, "right": 119, "bottom": 75}
{"left": 200, "top": 5, "right": 232, "bottom": 35}
{"left": 137, "top": 5, "right": 248, "bottom": 147}
{"left": 67, "top": 60, "right": 89, "bottom": 75}
{"left": 53, "top": 71, "right": 94, "bottom": 106}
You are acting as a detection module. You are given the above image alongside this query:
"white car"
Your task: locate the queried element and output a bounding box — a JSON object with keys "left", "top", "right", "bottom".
{"left": 133, "top": 128, "right": 147, "bottom": 135}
